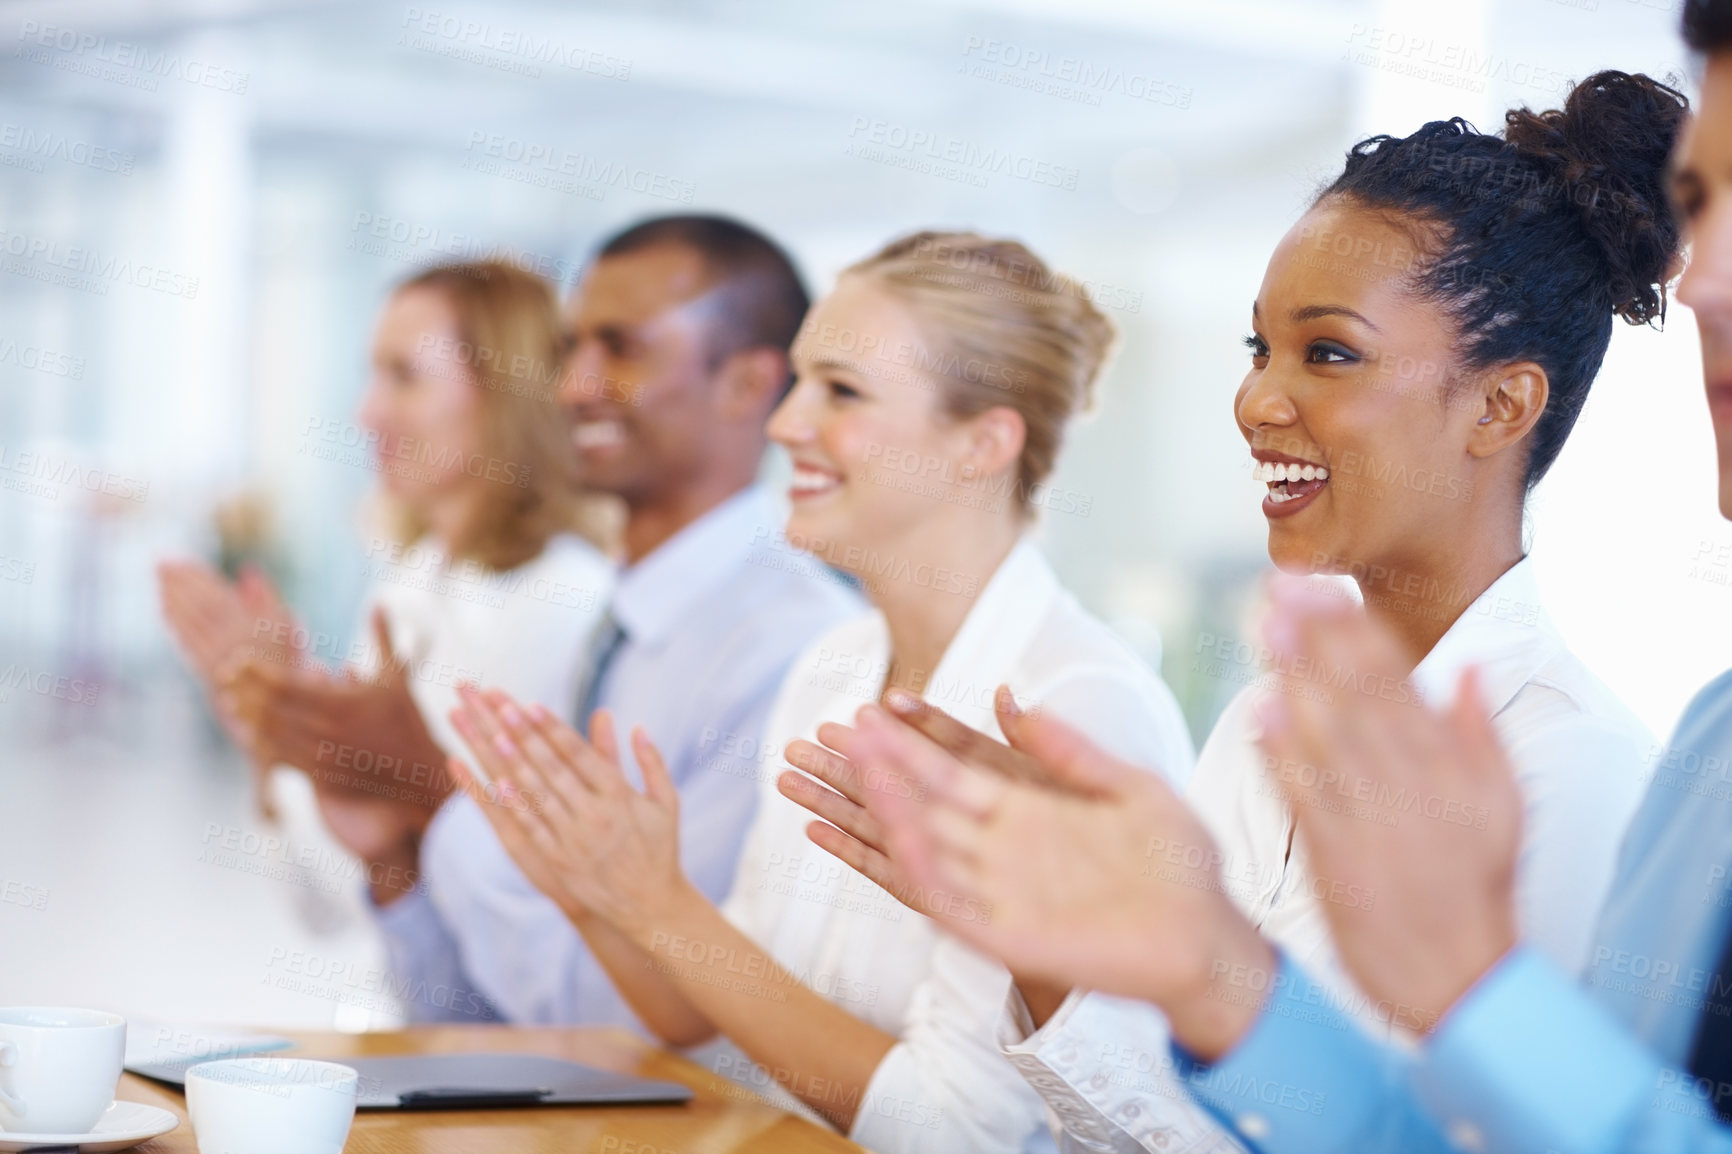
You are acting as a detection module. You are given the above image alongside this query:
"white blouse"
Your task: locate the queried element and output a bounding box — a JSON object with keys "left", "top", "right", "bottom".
{"left": 354, "top": 532, "right": 613, "bottom": 757}
{"left": 718, "top": 538, "right": 1196, "bottom": 1154}
{"left": 999, "top": 558, "right": 1654, "bottom": 1153}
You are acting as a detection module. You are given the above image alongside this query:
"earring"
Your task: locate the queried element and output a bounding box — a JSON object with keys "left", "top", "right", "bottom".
{"left": 1477, "top": 416, "right": 1493, "bottom": 425}
{"left": 962, "top": 463, "right": 977, "bottom": 478}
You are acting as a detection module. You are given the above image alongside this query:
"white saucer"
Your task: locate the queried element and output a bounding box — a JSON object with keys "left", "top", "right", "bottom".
{"left": 0, "top": 1101, "right": 180, "bottom": 1152}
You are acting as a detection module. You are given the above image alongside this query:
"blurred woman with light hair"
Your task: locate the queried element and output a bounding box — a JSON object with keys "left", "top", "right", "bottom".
{"left": 159, "top": 259, "right": 614, "bottom": 963}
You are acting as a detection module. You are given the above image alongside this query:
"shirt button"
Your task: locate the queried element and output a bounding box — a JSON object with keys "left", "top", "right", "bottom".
{"left": 1237, "top": 1113, "right": 1271, "bottom": 1141}
{"left": 1089, "top": 1072, "right": 1109, "bottom": 1090}
{"left": 1447, "top": 1119, "right": 1486, "bottom": 1153}
{"left": 1074, "top": 1119, "right": 1109, "bottom": 1141}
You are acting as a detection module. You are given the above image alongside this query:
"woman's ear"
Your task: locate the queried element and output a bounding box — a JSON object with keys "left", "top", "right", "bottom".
{"left": 961, "top": 406, "right": 1028, "bottom": 481}
{"left": 1466, "top": 362, "right": 1548, "bottom": 460}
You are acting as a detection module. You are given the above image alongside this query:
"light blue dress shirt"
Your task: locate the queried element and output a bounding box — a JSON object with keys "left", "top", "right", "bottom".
{"left": 375, "top": 484, "right": 865, "bottom": 1026}
{"left": 1171, "top": 668, "right": 1732, "bottom": 1154}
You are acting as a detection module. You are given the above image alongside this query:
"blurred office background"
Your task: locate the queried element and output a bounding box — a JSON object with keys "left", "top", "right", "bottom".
{"left": 0, "top": 0, "right": 1716, "bottom": 1029}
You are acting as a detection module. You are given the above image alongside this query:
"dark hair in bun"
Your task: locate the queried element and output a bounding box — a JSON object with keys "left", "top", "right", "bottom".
{"left": 1684, "top": 0, "right": 1732, "bottom": 54}
{"left": 1318, "top": 70, "right": 1687, "bottom": 489}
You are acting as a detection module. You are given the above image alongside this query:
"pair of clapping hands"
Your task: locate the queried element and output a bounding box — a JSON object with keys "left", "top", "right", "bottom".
{"left": 444, "top": 575, "right": 1525, "bottom": 1062}
{"left": 158, "top": 561, "right": 450, "bottom": 883}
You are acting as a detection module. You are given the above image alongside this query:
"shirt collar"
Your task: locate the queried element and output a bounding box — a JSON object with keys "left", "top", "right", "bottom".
{"left": 608, "top": 484, "right": 785, "bottom": 647}
{"left": 1410, "top": 556, "right": 1563, "bottom": 717}
{"left": 920, "top": 537, "right": 1062, "bottom": 729}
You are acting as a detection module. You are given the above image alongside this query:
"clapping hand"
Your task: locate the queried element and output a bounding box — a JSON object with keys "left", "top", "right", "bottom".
{"left": 777, "top": 686, "right": 1051, "bottom": 914}
{"left": 445, "top": 688, "right": 697, "bottom": 944}
{"left": 158, "top": 560, "right": 298, "bottom": 818}
{"left": 222, "top": 608, "right": 450, "bottom": 899}
{"left": 846, "top": 692, "right": 1276, "bottom": 1060}
{"left": 1256, "top": 577, "right": 1522, "bottom": 1032}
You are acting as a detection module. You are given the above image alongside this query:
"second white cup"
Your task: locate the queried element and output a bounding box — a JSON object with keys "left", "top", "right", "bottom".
{"left": 185, "top": 1058, "right": 358, "bottom": 1154}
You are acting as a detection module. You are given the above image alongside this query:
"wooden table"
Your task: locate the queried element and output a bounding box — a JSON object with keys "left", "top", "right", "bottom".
{"left": 117, "top": 1026, "right": 865, "bottom": 1153}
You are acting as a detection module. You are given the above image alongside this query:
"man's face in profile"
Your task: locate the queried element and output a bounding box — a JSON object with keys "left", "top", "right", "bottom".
{"left": 558, "top": 243, "right": 721, "bottom": 505}
{"left": 1676, "top": 55, "right": 1732, "bottom": 517}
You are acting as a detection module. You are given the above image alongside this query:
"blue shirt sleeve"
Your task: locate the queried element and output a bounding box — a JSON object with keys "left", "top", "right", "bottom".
{"left": 1172, "top": 950, "right": 1732, "bottom": 1154}
{"left": 1170, "top": 952, "right": 1454, "bottom": 1154}
{"left": 372, "top": 885, "right": 503, "bottom": 1023}
{"left": 1415, "top": 947, "right": 1732, "bottom": 1154}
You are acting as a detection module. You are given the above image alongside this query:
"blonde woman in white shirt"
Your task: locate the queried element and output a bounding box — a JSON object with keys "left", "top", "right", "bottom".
{"left": 160, "top": 261, "right": 613, "bottom": 973}
{"left": 444, "top": 231, "right": 1195, "bottom": 1151}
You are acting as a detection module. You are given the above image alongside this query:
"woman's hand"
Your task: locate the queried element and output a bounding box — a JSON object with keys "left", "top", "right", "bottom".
{"left": 159, "top": 560, "right": 254, "bottom": 684}
{"left": 159, "top": 561, "right": 298, "bottom": 684}
{"left": 852, "top": 698, "right": 1275, "bottom": 1062}
{"left": 779, "top": 687, "right": 1057, "bottom": 919}
{"left": 159, "top": 560, "right": 299, "bottom": 819}
{"left": 1256, "top": 578, "right": 1522, "bottom": 1033}
{"left": 781, "top": 690, "right": 1085, "bottom": 1029}
{"left": 447, "top": 689, "right": 697, "bottom": 944}
{"left": 780, "top": 728, "right": 907, "bottom": 901}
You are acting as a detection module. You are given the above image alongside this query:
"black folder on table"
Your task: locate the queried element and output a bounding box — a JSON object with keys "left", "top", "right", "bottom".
{"left": 127, "top": 1052, "right": 694, "bottom": 1110}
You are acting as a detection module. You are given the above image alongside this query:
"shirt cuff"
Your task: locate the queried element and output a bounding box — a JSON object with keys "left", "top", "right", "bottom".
{"left": 1000, "top": 985, "right": 1086, "bottom": 1052}
{"left": 998, "top": 988, "right": 1139, "bottom": 1152}
{"left": 1415, "top": 946, "right": 1664, "bottom": 1154}
{"left": 1172, "top": 953, "right": 1393, "bottom": 1152}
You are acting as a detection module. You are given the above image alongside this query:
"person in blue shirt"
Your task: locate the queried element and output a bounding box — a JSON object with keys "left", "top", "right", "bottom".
{"left": 822, "top": 52, "right": 1726, "bottom": 1154}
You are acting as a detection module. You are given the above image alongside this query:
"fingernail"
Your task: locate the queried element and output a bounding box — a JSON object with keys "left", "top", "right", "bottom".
{"left": 494, "top": 734, "right": 517, "bottom": 756}
{"left": 995, "top": 686, "right": 1023, "bottom": 717}
{"left": 500, "top": 703, "right": 525, "bottom": 728}
{"left": 527, "top": 703, "right": 551, "bottom": 723}
{"left": 884, "top": 690, "right": 920, "bottom": 714}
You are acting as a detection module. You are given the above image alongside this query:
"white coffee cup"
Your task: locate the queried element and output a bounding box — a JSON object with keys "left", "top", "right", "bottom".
{"left": 0, "top": 1006, "right": 126, "bottom": 1134}
{"left": 185, "top": 1058, "right": 358, "bottom": 1154}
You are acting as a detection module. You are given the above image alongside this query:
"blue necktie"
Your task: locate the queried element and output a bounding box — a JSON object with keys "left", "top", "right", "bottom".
{"left": 574, "top": 611, "right": 627, "bottom": 738}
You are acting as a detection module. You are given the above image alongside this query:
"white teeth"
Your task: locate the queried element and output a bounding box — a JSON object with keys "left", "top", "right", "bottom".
{"left": 573, "top": 421, "right": 625, "bottom": 449}
{"left": 790, "top": 464, "right": 841, "bottom": 495}
{"left": 1253, "top": 460, "right": 1330, "bottom": 484}
{"left": 1255, "top": 458, "right": 1330, "bottom": 502}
